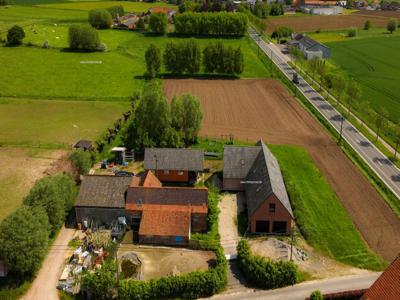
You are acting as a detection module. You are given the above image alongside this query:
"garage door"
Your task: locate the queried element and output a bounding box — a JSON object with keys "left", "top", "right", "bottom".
{"left": 272, "top": 221, "right": 287, "bottom": 234}
{"left": 256, "top": 220, "right": 269, "bottom": 233}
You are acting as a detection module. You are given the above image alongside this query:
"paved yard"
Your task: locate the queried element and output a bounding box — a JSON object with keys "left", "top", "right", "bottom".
{"left": 118, "top": 244, "right": 215, "bottom": 280}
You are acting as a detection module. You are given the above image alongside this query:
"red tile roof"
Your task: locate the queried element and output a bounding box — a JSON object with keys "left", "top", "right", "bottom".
{"left": 126, "top": 203, "right": 207, "bottom": 214}
{"left": 139, "top": 208, "right": 190, "bottom": 237}
{"left": 150, "top": 7, "right": 171, "bottom": 14}
{"left": 130, "top": 171, "right": 162, "bottom": 188}
{"left": 361, "top": 255, "right": 400, "bottom": 300}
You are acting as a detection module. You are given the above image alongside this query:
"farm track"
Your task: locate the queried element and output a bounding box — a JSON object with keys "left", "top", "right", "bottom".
{"left": 164, "top": 79, "right": 400, "bottom": 261}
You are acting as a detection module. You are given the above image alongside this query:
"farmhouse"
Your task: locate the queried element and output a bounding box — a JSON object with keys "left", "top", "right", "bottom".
{"left": 289, "top": 33, "right": 331, "bottom": 59}
{"left": 223, "top": 141, "right": 294, "bottom": 235}
{"left": 74, "top": 170, "right": 208, "bottom": 246}
{"left": 144, "top": 148, "right": 204, "bottom": 183}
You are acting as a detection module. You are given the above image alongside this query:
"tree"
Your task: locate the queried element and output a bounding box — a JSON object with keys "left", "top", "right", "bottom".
{"left": 145, "top": 44, "right": 161, "bottom": 78}
{"left": 0, "top": 0, "right": 8, "bottom": 7}
{"left": 164, "top": 42, "right": 182, "bottom": 74}
{"left": 7, "top": 25, "right": 25, "bottom": 46}
{"left": 345, "top": 81, "right": 361, "bottom": 115}
{"left": 375, "top": 107, "right": 388, "bottom": 142}
{"left": 69, "top": 149, "right": 93, "bottom": 175}
{"left": 0, "top": 206, "right": 50, "bottom": 275}
{"left": 149, "top": 12, "right": 167, "bottom": 34}
{"left": 310, "top": 290, "right": 323, "bottom": 300}
{"left": 23, "top": 174, "right": 77, "bottom": 235}
{"left": 364, "top": 20, "right": 371, "bottom": 30}
{"left": 136, "top": 18, "right": 145, "bottom": 31}
{"left": 288, "top": 46, "right": 303, "bottom": 68}
{"left": 107, "top": 5, "right": 124, "bottom": 19}
{"left": 358, "top": 101, "right": 371, "bottom": 127}
{"left": 68, "top": 24, "right": 100, "bottom": 51}
{"left": 392, "top": 126, "right": 400, "bottom": 159}
{"left": 81, "top": 260, "right": 117, "bottom": 300}
{"left": 332, "top": 75, "right": 346, "bottom": 104}
{"left": 183, "top": 40, "right": 201, "bottom": 74}
{"left": 89, "top": 9, "right": 112, "bottom": 29}
{"left": 171, "top": 94, "right": 203, "bottom": 144}
{"left": 233, "top": 47, "right": 244, "bottom": 75}
{"left": 387, "top": 18, "right": 397, "bottom": 34}
{"left": 322, "top": 73, "right": 334, "bottom": 98}
{"left": 271, "top": 26, "right": 293, "bottom": 43}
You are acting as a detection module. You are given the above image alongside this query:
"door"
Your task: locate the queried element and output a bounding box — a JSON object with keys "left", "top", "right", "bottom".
{"left": 255, "top": 220, "right": 269, "bottom": 233}
{"left": 272, "top": 221, "right": 287, "bottom": 234}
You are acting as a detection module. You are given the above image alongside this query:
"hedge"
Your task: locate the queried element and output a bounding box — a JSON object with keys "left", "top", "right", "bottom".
{"left": 174, "top": 12, "right": 248, "bottom": 36}
{"left": 237, "top": 240, "right": 298, "bottom": 289}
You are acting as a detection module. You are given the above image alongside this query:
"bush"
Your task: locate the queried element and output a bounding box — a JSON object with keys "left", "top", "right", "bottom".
{"left": 0, "top": 206, "right": 50, "bottom": 276}
{"left": 364, "top": 20, "right": 371, "bottom": 30}
{"left": 237, "top": 240, "right": 298, "bottom": 289}
{"left": 23, "top": 174, "right": 78, "bottom": 235}
{"left": 107, "top": 5, "right": 124, "bottom": 19}
{"left": 174, "top": 12, "right": 248, "bottom": 36}
{"left": 69, "top": 148, "right": 93, "bottom": 175}
{"left": 136, "top": 18, "right": 145, "bottom": 30}
{"left": 271, "top": 26, "right": 293, "bottom": 42}
{"left": 68, "top": 24, "right": 100, "bottom": 51}
{"left": 347, "top": 28, "right": 357, "bottom": 37}
{"left": 149, "top": 12, "right": 167, "bottom": 34}
{"left": 7, "top": 25, "right": 25, "bottom": 46}
{"left": 88, "top": 9, "right": 112, "bottom": 29}
{"left": 387, "top": 18, "right": 397, "bottom": 33}
{"left": 310, "top": 290, "right": 324, "bottom": 300}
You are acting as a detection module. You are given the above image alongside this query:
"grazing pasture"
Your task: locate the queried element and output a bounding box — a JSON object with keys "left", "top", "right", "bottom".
{"left": 327, "top": 36, "right": 400, "bottom": 122}
{"left": 266, "top": 11, "right": 400, "bottom": 33}
{"left": 0, "top": 98, "right": 129, "bottom": 147}
{"left": 164, "top": 79, "right": 400, "bottom": 262}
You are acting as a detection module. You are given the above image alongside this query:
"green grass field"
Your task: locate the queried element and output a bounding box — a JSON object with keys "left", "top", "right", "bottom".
{"left": 270, "top": 145, "right": 386, "bottom": 271}
{"left": 0, "top": 98, "right": 129, "bottom": 147}
{"left": 326, "top": 35, "right": 400, "bottom": 122}
{"left": 309, "top": 27, "right": 400, "bottom": 43}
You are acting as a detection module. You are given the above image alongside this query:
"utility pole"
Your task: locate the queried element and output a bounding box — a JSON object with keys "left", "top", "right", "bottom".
{"left": 338, "top": 115, "right": 345, "bottom": 144}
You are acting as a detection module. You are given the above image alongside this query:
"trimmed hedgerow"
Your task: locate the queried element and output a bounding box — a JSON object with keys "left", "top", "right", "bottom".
{"left": 237, "top": 239, "right": 298, "bottom": 289}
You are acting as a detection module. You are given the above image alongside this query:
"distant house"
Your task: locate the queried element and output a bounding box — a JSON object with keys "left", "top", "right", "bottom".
{"left": 360, "top": 255, "right": 400, "bottom": 300}
{"left": 74, "top": 170, "right": 208, "bottom": 246}
{"left": 300, "top": 5, "right": 343, "bottom": 14}
{"left": 144, "top": 148, "right": 204, "bottom": 183}
{"left": 147, "top": 7, "right": 177, "bottom": 22}
{"left": 75, "top": 175, "right": 132, "bottom": 226}
{"left": 74, "top": 140, "right": 93, "bottom": 151}
{"left": 223, "top": 140, "right": 294, "bottom": 235}
{"left": 288, "top": 33, "right": 330, "bottom": 59}
{"left": 114, "top": 14, "right": 140, "bottom": 30}
{"left": 126, "top": 171, "right": 208, "bottom": 246}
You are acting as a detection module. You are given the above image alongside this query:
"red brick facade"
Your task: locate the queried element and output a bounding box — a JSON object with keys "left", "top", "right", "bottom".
{"left": 155, "top": 170, "right": 189, "bottom": 182}
{"left": 249, "top": 194, "right": 293, "bottom": 235}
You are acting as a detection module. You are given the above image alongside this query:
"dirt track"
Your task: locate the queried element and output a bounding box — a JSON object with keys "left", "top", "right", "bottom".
{"left": 266, "top": 12, "right": 400, "bottom": 33}
{"left": 164, "top": 79, "right": 400, "bottom": 261}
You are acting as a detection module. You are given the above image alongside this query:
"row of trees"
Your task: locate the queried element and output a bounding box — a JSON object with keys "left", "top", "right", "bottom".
{"left": 250, "top": 2, "right": 284, "bottom": 18}
{"left": 178, "top": 0, "right": 235, "bottom": 13}
{"left": 124, "top": 82, "right": 203, "bottom": 152}
{"left": 0, "top": 174, "right": 77, "bottom": 276}
{"left": 174, "top": 12, "right": 248, "bottom": 36}
{"left": 145, "top": 41, "right": 244, "bottom": 77}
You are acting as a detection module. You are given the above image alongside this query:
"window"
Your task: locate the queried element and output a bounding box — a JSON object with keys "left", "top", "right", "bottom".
{"left": 178, "top": 170, "right": 184, "bottom": 175}
{"left": 163, "top": 170, "right": 169, "bottom": 175}
{"left": 269, "top": 203, "right": 276, "bottom": 213}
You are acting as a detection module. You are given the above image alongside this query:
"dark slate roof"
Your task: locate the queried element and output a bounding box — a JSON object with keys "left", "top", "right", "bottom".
{"left": 144, "top": 148, "right": 204, "bottom": 171}
{"left": 223, "top": 146, "right": 261, "bottom": 179}
{"left": 298, "top": 35, "right": 329, "bottom": 51}
{"left": 246, "top": 142, "right": 293, "bottom": 218}
{"left": 74, "top": 140, "right": 93, "bottom": 150}
{"left": 75, "top": 175, "right": 131, "bottom": 208}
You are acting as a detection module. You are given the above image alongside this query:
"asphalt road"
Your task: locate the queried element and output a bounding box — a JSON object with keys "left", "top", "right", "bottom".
{"left": 210, "top": 272, "right": 380, "bottom": 300}
{"left": 249, "top": 28, "right": 400, "bottom": 200}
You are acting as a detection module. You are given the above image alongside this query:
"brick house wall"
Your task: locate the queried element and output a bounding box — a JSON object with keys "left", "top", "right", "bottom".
{"left": 249, "top": 194, "right": 293, "bottom": 235}
{"left": 155, "top": 170, "right": 189, "bottom": 182}
{"left": 75, "top": 207, "right": 126, "bottom": 227}
{"left": 139, "top": 234, "right": 189, "bottom": 246}
{"left": 223, "top": 178, "right": 244, "bottom": 191}
{"left": 191, "top": 212, "right": 207, "bottom": 232}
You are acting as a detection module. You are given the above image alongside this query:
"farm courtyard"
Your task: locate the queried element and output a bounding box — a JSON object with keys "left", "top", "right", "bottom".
{"left": 164, "top": 79, "right": 400, "bottom": 262}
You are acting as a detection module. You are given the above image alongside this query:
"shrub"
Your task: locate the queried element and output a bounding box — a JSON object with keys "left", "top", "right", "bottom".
{"left": 347, "top": 28, "right": 357, "bottom": 37}
{"left": 7, "top": 25, "right": 25, "bottom": 46}
{"left": 149, "top": 12, "right": 167, "bottom": 34}
{"left": 69, "top": 148, "right": 93, "bottom": 175}
{"left": 107, "top": 5, "right": 124, "bottom": 19}
{"left": 88, "top": 9, "right": 112, "bottom": 29}
{"left": 68, "top": 24, "right": 100, "bottom": 51}
{"left": 136, "top": 18, "right": 145, "bottom": 30}
{"left": 23, "top": 174, "right": 78, "bottom": 235}
{"left": 364, "top": 20, "right": 371, "bottom": 30}
{"left": 0, "top": 206, "right": 50, "bottom": 276}
{"left": 174, "top": 12, "right": 248, "bottom": 36}
{"left": 237, "top": 240, "right": 298, "bottom": 289}
{"left": 387, "top": 18, "right": 397, "bottom": 33}
{"left": 310, "top": 290, "right": 324, "bottom": 300}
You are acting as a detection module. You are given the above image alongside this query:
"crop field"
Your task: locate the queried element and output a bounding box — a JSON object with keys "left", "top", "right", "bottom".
{"left": 270, "top": 145, "right": 385, "bottom": 270}
{"left": 164, "top": 79, "right": 400, "bottom": 262}
{"left": 326, "top": 36, "right": 400, "bottom": 122}
{"left": 0, "top": 99, "right": 129, "bottom": 147}
{"left": 266, "top": 11, "right": 400, "bottom": 33}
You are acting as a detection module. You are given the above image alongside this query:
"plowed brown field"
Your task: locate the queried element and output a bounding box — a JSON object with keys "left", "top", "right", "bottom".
{"left": 266, "top": 12, "right": 400, "bottom": 33}
{"left": 164, "top": 79, "right": 400, "bottom": 261}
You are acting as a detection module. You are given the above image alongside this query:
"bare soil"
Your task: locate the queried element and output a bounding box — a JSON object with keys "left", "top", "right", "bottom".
{"left": 266, "top": 12, "right": 400, "bottom": 33}
{"left": 164, "top": 79, "right": 400, "bottom": 261}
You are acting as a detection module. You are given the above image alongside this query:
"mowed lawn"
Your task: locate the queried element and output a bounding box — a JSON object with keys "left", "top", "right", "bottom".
{"left": 270, "top": 145, "right": 386, "bottom": 270}
{"left": 0, "top": 99, "right": 129, "bottom": 147}
{"left": 326, "top": 35, "right": 400, "bottom": 122}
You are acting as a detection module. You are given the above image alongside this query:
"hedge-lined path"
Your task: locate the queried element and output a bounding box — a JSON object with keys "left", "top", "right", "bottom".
{"left": 22, "top": 227, "right": 75, "bottom": 300}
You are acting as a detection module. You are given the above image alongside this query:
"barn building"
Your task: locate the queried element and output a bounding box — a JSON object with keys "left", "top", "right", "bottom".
{"left": 144, "top": 148, "right": 204, "bottom": 183}
{"left": 223, "top": 141, "right": 294, "bottom": 235}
